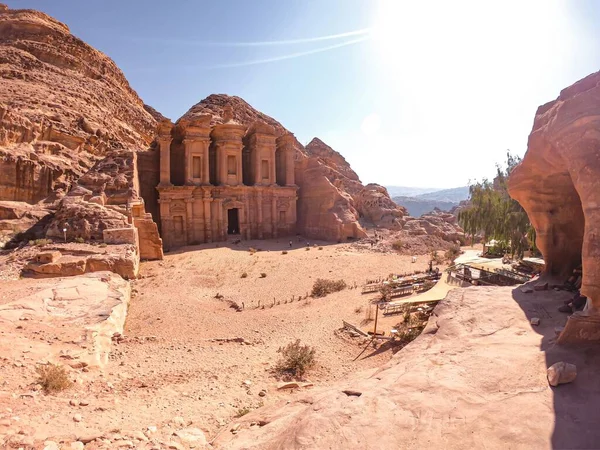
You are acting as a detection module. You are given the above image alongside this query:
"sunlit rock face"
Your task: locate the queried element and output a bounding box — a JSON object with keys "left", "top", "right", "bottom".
{"left": 509, "top": 71, "right": 600, "bottom": 311}
{"left": 0, "top": 5, "right": 157, "bottom": 203}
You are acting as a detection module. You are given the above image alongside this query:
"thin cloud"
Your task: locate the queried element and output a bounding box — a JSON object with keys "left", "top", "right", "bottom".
{"left": 127, "top": 36, "right": 370, "bottom": 73}
{"left": 204, "top": 36, "right": 370, "bottom": 69}
{"left": 127, "top": 28, "right": 371, "bottom": 47}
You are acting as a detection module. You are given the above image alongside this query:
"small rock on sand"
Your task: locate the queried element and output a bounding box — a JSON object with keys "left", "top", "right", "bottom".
{"left": 530, "top": 317, "right": 540, "bottom": 326}
{"left": 547, "top": 361, "right": 577, "bottom": 386}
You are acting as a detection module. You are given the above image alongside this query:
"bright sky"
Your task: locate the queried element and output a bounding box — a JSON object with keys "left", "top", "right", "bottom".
{"left": 8, "top": 0, "right": 600, "bottom": 188}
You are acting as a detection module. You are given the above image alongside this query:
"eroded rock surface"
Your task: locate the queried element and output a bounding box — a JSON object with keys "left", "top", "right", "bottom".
{"left": 508, "top": 70, "right": 600, "bottom": 312}
{"left": 0, "top": 6, "right": 156, "bottom": 202}
{"left": 0, "top": 271, "right": 130, "bottom": 368}
{"left": 0, "top": 5, "right": 163, "bottom": 262}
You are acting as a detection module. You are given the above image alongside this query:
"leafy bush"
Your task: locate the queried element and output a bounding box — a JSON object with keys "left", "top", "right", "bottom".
{"left": 391, "top": 240, "right": 403, "bottom": 251}
{"left": 36, "top": 363, "right": 72, "bottom": 394}
{"left": 98, "top": 243, "right": 107, "bottom": 248}
{"left": 276, "top": 339, "right": 316, "bottom": 378}
{"left": 311, "top": 278, "right": 347, "bottom": 298}
{"left": 75, "top": 237, "right": 85, "bottom": 244}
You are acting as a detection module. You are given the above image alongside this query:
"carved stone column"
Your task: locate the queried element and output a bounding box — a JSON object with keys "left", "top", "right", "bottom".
{"left": 276, "top": 132, "right": 297, "bottom": 186}
{"left": 271, "top": 196, "right": 277, "bottom": 238}
{"left": 286, "top": 149, "right": 295, "bottom": 186}
{"left": 203, "top": 141, "right": 210, "bottom": 185}
{"left": 185, "top": 198, "right": 194, "bottom": 244}
{"left": 203, "top": 197, "right": 212, "bottom": 243}
{"left": 257, "top": 190, "right": 263, "bottom": 239}
{"left": 158, "top": 136, "right": 172, "bottom": 186}
{"left": 157, "top": 119, "right": 173, "bottom": 186}
{"left": 158, "top": 198, "right": 172, "bottom": 249}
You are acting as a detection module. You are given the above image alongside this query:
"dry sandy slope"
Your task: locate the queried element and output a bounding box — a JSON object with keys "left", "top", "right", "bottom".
{"left": 0, "top": 239, "right": 436, "bottom": 448}
{"left": 213, "top": 284, "right": 600, "bottom": 450}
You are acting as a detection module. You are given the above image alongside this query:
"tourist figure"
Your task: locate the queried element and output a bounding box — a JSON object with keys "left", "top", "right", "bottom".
{"left": 289, "top": 240, "right": 292, "bottom": 248}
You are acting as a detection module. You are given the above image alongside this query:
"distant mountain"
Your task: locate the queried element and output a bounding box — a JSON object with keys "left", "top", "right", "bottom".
{"left": 393, "top": 196, "right": 457, "bottom": 217}
{"left": 385, "top": 186, "right": 440, "bottom": 197}
{"left": 391, "top": 186, "right": 470, "bottom": 217}
{"left": 414, "top": 186, "right": 469, "bottom": 203}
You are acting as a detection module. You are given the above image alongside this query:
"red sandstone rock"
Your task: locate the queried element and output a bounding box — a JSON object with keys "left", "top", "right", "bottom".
{"left": 508, "top": 70, "right": 600, "bottom": 313}
{"left": 355, "top": 184, "right": 407, "bottom": 229}
{"left": 0, "top": 6, "right": 156, "bottom": 202}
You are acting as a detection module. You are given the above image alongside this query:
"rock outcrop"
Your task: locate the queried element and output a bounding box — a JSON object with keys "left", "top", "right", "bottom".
{"left": 508, "top": 70, "right": 600, "bottom": 313}
{"left": 355, "top": 183, "right": 407, "bottom": 229}
{"left": 0, "top": 5, "right": 163, "bottom": 260}
{"left": 401, "top": 208, "right": 465, "bottom": 243}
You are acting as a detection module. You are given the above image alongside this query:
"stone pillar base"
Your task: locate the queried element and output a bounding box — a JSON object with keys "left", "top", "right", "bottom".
{"left": 557, "top": 312, "right": 600, "bottom": 344}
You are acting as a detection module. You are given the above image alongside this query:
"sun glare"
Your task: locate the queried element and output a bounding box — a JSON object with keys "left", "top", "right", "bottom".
{"left": 370, "top": 0, "right": 569, "bottom": 87}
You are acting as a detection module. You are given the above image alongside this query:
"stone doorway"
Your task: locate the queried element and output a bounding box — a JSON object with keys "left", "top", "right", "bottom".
{"left": 227, "top": 208, "right": 240, "bottom": 235}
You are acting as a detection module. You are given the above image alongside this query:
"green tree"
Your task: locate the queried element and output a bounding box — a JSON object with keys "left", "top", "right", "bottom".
{"left": 458, "top": 152, "right": 535, "bottom": 258}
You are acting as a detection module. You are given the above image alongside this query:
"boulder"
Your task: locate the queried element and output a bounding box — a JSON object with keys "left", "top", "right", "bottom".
{"left": 547, "top": 361, "right": 577, "bottom": 387}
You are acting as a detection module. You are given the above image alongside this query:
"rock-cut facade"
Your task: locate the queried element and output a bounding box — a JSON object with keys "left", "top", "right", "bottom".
{"left": 155, "top": 108, "right": 297, "bottom": 250}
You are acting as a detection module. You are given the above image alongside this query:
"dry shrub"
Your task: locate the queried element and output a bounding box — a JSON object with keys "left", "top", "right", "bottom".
{"left": 235, "top": 406, "right": 251, "bottom": 418}
{"left": 430, "top": 250, "right": 444, "bottom": 265}
{"left": 354, "top": 305, "right": 364, "bottom": 314}
{"left": 248, "top": 247, "right": 257, "bottom": 254}
{"left": 305, "top": 247, "right": 310, "bottom": 251}
{"left": 241, "top": 272, "right": 248, "bottom": 278}
{"left": 391, "top": 240, "right": 403, "bottom": 251}
{"left": 281, "top": 250, "right": 288, "bottom": 255}
{"left": 260, "top": 272, "right": 267, "bottom": 278}
{"left": 36, "top": 363, "right": 72, "bottom": 394}
{"left": 318, "top": 246, "right": 323, "bottom": 250}
{"left": 311, "top": 278, "right": 347, "bottom": 298}
{"left": 29, "top": 238, "right": 51, "bottom": 247}
{"left": 445, "top": 244, "right": 461, "bottom": 262}
{"left": 276, "top": 339, "right": 316, "bottom": 378}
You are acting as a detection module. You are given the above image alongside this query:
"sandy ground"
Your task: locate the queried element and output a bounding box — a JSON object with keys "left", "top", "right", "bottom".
{"left": 0, "top": 238, "right": 444, "bottom": 448}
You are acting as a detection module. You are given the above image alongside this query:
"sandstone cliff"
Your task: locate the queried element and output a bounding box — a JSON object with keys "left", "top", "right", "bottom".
{"left": 508, "top": 70, "right": 600, "bottom": 313}
{"left": 0, "top": 5, "right": 156, "bottom": 202}
{"left": 0, "top": 4, "right": 162, "bottom": 260}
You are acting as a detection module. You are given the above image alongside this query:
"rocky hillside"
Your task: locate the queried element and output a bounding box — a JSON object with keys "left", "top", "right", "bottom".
{"left": 0, "top": 4, "right": 157, "bottom": 203}
{"left": 0, "top": 4, "right": 162, "bottom": 260}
